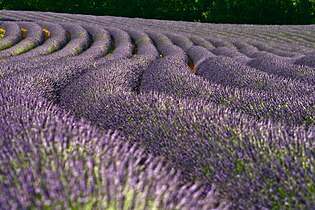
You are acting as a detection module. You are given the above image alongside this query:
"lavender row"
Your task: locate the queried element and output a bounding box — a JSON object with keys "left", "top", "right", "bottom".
{"left": 0, "top": 54, "right": 88, "bottom": 80}
{"left": 195, "top": 56, "right": 315, "bottom": 96}
{"left": 58, "top": 57, "right": 152, "bottom": 107}
{"left": 47, "top": 23, "right": 90, "bottom": 59}
{"left": 0, "top": 81, "right": 222, "bottom": 210}
{"left": 2, "top": 21, "right": 68, "bottom": 62}
{"left": 19, "top": 23, "right": 90, "bottom": 62}
{"left": 295, "top": 52, "right": 315, "bottom": 68}
{"left": 99, "top": 27, "right": 133, "bottom": 61}
{"left": 172, "top": 35, "right": 314, "bottom": 94}
{"left": 0, "top": 22, "right": 44, "bottom": 57}
{"left": 190, "top": 36, "right": 215, "bottom": 51}
{"left": 138, "top": 54, "right": 315, "bottom": 127}
{"left": 9, "top": 10, "right": 314, "bottom": 55}
{"left": 57, "top": 67, "right": 315, "bottom": 209}
{"left": 187, "top": 46, "right": 215, "bottom": 68}
{"left": 247, "top": 54, "right": 315, "bottom": 85}
{"left": 10, "top": 12, "right": 140, "bottom": 61}
{"left": 148, "top": 31, "right": 187, "bottom": 61}
{"left": 166, "top": 33, "right": 194, "bottom": 52}
{"left": 74, "top": 24, "right": 111, "bottom": 60}
{"left": 8, "top": 11, "right": 311, "bottom": 63}
{"left": 126, "top": 29, "right": 159, "bottom": 61}
{"left": 0, "top": 21, "right": 22, "bottom": 51}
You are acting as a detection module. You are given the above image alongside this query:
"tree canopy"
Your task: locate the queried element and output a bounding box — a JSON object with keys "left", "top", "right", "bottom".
{"left": 0, "top": 0, "right": 314, "bottom": 24}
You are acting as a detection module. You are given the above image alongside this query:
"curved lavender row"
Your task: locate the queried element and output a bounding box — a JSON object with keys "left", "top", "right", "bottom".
{"left": 211, "top": 46, "right": 245, "bottom": 58}
{"left": 6, "top": 10, "right": 314, "bottom": 54}
{"left": 247, "top": 39, "right": 304, "bottom": 58}
{"left": 26, "top": 21, "right": 67, "bottom": 55}
{"left": 190, "top": 36, "right": 216, "bottom": 51}
{"left": 58, "top": 69, "right": 315, "bottom": 209}
{"left": 193, "top": 24, "right": 314, "bottom": 51}
{"left": 190, "top": 35, "right": 254, "bottom": 61}
{"left": 2, "top": 21, "right": 67, "bottom": 61}
{"left": 127, "top": 29, "right": 159, "bottom": 61}
{"left": 35, "top": 23, "right": 90, "bottom": 61}
{"left": 10, "top": 59, "right": 100, "bottom": 103}
{"left": 74, "top": 24, "right": 111, "bottom": 60}
{"left": 223, "top": 30, "right": 306, "bottom": 58}
{"left": 0, "top": 22, "right": 44, "bottom": 57}
{"left": 0, "top": 83, "right": 222, "bottom": 210}
{"left": 148, "top": 31, "right": 187, "bottom": 62}
{"left": 230, "top": 39, "right": 299, "bottom": 63}
{"left": 99, "top": 27, "right": 133, "bottom": 61}
{"left": 2, "top": 11, "right": 312, "bottom": 60}
{"left": 247, "top": 55, "right": 315, "bottom": 85}
{"left": 207, "top": 36, "right": 236, "bottom": 49}
{"left": 196, "top": 56, "right": 315, "bottom": 96}
{"left": 0, "top": 53, "right": 92, "bottom": 80}
{"left": 10, "top": 11, "right": 311, "bottom": 66}
{"left": 139, "top": 54, "right": 315, "bottom": 126}
{"left": 186, "top": 46, "right": 215, "bottom": 68}
{"left": 0, "top": 22, "right": 22, "bottom": 51}
{"left": 232, "top": 40, "right": 262, "bottom": 58}
{"left": 59, "top": 58, "right": 152, "bottom": 108}
{"left": 295, "top": 52, "right": 315, "bottom": 68}
{"left": 166, "top": 33, "right": 194, "bottom": 52}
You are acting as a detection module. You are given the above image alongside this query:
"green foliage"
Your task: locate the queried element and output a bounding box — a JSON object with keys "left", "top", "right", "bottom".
{"left": 1, "top": 0, "right": 314, "bottom": 24}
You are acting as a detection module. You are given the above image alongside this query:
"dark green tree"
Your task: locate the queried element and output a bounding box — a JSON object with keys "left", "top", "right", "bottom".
{"left": 0, "top": 0, "right": 314, "bottom": 24}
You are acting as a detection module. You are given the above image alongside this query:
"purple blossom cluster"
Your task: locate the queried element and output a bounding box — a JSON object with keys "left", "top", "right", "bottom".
{"left": 0, "top": 10, "right": 315, "bottom": 210}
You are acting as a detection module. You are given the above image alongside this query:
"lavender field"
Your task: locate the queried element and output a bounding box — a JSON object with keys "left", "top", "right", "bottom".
{"left": 0, "top": 10, "right": 315, "bottom": 209}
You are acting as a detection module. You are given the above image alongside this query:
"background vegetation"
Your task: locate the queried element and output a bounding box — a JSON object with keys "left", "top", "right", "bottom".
{"left": 0, "top": 0, "right": 314, "bottom": 25}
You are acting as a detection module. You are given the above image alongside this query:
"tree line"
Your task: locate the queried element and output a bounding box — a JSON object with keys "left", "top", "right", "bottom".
{"left": 0, "top": 0, "right": 314, "bottom": 24}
